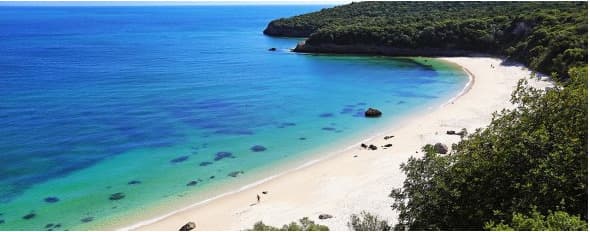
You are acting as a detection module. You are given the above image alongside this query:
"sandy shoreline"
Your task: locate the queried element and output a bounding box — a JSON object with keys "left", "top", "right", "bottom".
{"left": 128, "top": 57, "right": 552, "bottom": 231}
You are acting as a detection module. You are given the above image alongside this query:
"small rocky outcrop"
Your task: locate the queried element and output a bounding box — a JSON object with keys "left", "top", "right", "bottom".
{"left": 446, "top": 130, "right": 456, "bottom": 135}
{"left": 361, "top": 143, "right": 368, "bottom": 148}
{"left": 318, "top": 214, "right": 333, "bottom": 220}
{"left": 364, "top": 108, "right": 382, "bottom": 117}
{"left": 368, "top": 144, "right": 378, "bottom": 150}
{"left": 434, "top": 143, "right": 449, "bottom": 154}
{"left": 383, "top": 144, "right": 392, "bottom": 147}
{"left": 268, "top": 47, "right": 277, "bottom": 51}
{"left": 179, "top": 221, "right": 196, "bottom": 231}
{"left": 384, "top": 135, "right": 395, "bottom": 140}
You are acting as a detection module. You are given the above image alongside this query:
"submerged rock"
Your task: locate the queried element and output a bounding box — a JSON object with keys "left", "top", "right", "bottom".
{"left": 268, "top": 47, "right": 277, "bottom": 51}
{"left": 228, "top": 171, "right": 244, "bottom": 177}
{"left": 199, "top": 161, "right": 213, "bottom": 166}
{"left": 44, "top": 197, "right": 60, "bottom": 203}
{"left": 364, "top": 108, "right": 382, "bottom": 117}
{"left": 299, "top": 137, "right": 307, "bottom": 140}
{"left": 109, "top": 192, "right": 125, "bottom": 201}
{"left": 80, "top": 217, "right": 94, "bottom": 223}
{"left": 434, "top": 143, "right": 449, "bottom": 154}
{"left": 214, "top": 152, "right": 234, "bottom": 161}
{"left": 22, "top": 212, "right": 36, "bottom": 220}
{"left": 179, "top": 221, "right": 196, "bottom": 231}
{"left": 321, "top": 127, "right": 336, "bottom": 131}
{"left": 250, "top": 145, "right": 267, "bottom": 152}
{"left": 170, "top": 156, "right": 189, "bottom": 164}
{"left": 186, "top": 181, "right": 198, "bottom": 187}
{"left": 127, "top": 180, "right": 141, "bottom": 185}
{"left": 319, "top": 113, "right": 334, "bottom": 118}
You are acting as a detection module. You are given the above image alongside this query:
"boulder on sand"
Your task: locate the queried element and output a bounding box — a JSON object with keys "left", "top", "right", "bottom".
{"left": 364, "top": 108, "right": 382, "bottom": 117}
{"left": 179, "top": 221, "right": 196, "bottom": 231}
{"left": 319, "top": 214, "right": 333, "bottom": 220}
{"left": 434, "top": 143, "right": 448, "bottom": 154}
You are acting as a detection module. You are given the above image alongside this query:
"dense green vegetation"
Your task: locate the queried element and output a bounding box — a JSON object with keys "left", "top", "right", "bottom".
{"left": 264, "top": 2, "right": 587, "bottom": 79}
{"left": 250, "top": 217, "right": 329, "bottom": 231}
{"left": 485, "top": 209, "right": 588, "bottom": 231}
{"left": 390, "top": 67, "right": 588, "bottom": 230}
{"left": 348, "top": 211, "right": 392, "bottom": 231}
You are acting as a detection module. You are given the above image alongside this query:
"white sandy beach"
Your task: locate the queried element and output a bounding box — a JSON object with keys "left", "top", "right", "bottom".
{"left": 129, "top": 57, "right": 553, "bottom": 231}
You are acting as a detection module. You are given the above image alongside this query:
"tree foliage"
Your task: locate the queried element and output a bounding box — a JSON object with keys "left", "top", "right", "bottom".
{"left": 250, "top": 217, "right": 329, "bottom": 231}
{"left": 265, "top": 2, "right": 587, "bottom": 79}
{"left": 390, "top": 67, "right": 588, "bottom": 230}
{"left": 348, "top": 211, "right": 392, "bottom": 231}
{"left": 485, "top": 209, "right": 588, "bottom": 231}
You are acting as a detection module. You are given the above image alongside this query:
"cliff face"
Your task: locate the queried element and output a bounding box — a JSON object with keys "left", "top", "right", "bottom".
{"left": 262, "top": 21, "right": 316, "bottom": 37}
{"left": 293, "top": 41, "right": 482, "bottom": 57}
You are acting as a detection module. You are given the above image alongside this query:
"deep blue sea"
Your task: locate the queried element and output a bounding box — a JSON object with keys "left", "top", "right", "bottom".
{"left": 0, "top": 5, "right": 467, "bottom": 230}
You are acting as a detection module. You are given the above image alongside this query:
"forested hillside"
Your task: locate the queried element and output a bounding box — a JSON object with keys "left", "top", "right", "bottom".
{"left": 264, "top": 2, "right": 587, "bottom": 79}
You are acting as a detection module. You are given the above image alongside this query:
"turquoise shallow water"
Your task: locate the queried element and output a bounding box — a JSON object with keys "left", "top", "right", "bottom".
{"left": 0, "top": 5, "right": 467, "bottom": 230}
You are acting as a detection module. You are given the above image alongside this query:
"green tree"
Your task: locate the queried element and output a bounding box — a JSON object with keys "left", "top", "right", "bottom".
{"left": 250, "top": 217, "right": 329, "bottom": 231}
{"left": 390, "top": 67, "right": 587, "bottom": 230}
{"left": 348, "top": 211, "right": 392, "bottom": 231}
{"left": 485, "top": 209, "right": 588, "bottom": 231}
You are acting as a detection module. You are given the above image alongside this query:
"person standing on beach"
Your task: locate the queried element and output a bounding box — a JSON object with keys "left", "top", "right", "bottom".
{"left": 257, "top": 194, "right": 260, "bottom": 203}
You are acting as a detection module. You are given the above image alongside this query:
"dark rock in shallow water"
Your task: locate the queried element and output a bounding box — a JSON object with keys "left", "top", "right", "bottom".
{"left": 45, "top": 224, "right": 54, "bottom": 228}
{"left": 434, "top": 143, "right": 448, "bottom": 154}
{"left": 364, "top": 108, "right": 382, "bottom": 117}
{"left": 319, "top": 113, "right": 334, "bottom": 118}
{"left": 318, "top": 214, "right": 333, "bottom": 220}
{"left": 250, "top": 145, "right": 267, "bottom": 152}
{"left": 22, "top": 212, "right": 36, "bottom": 220}
{"left": 268, "top": 47, "right": 277, "bottom": 51}
{"left": 179, "top": 221, "right": 196, "bottom": 231}
{"left": 228, "top": 171, "right": 244, "bottom": 177}
{"left": 109, "top": 192, "right": 125, "bottom": 201}
{"left": 44, "top": 197, "right": 59, "bottom": 203}
{"left": 299, "top": 137, "right": 306, "bottom": 140}
{"left": 54, "top": 224, "right": 61, "bottom": 228}
{"left": 321, "top": 127, "right": 336, "bottom": 131}
{"left": 128, "top": 180, "right": 141, "bottom": 185}
{"left": 81, "top": 217, "right": 94, "bottom": 223}
{"left": 186, "top": 181, "right": 198, "bottom": 186}
{"left": 209, "top": 176, "right": 215, "bottom": 179}
{"left": 0, "top": 219, "right": 4, "bottom": 224}
{"left": 199, "top": 161, "right": 213, "bottom": 166}
{"left": 170, "top": 156, "right": 189, "bottom": 163}
{"left": 214, "top": 152, "right": 234, "bottom": 161}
